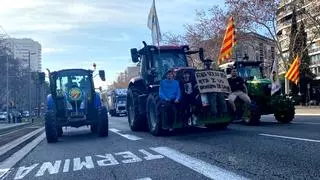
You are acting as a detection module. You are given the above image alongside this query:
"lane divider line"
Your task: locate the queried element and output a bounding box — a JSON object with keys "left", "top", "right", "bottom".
{"left": 150, "top": 147, "right": 249, "bottom": 180}
{"left": 0, "top": 133, "right": 46, "bottom": 179}
{"left": 259, "top": 133, "right": 320, "bottom": 143}
{"left": 135, "top": 178, "right": 152, "bottom": 180}
{"left": 109, "top": 128, "right": 142, "bottom": 141}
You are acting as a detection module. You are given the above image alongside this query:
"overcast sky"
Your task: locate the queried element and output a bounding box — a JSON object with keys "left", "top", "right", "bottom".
{"left": 0, "top": 0, "right": 225, "bottom": 88}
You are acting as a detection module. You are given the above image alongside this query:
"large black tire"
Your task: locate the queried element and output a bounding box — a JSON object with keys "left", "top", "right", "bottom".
{"left": 274, "top": 107, "right": 295, "bottom": 123}
{"left": 90, "top": 125, "right": 97, "bottom": 133}
{"left": 146, "top": 93, "right": 164, "bottom": 136}
{"left": 57, "top": 126, "right": 63, "bottom": 137}
{"left": 242, "top": 101, "right": 261, "bottom": 126}
{"left": 97, "top": 107, "right": 109, "bottom": 137}
{"left": 45, "top": 110, "right": 58, "bottom": 143}
{"left": 127, "top": 87, "right": 147, "bottom": 131}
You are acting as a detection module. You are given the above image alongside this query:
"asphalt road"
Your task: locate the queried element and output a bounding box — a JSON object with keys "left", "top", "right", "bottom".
{"left": 1, "top": 114, "right": 320, "bottom": 180}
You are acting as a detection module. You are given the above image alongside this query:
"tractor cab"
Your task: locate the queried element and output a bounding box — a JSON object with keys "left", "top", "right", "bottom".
{"left": 130, "top": 42, "right": 203, "bottom": 83}
{"left": 219, "top": 61, "right": 265, "bottom": 81}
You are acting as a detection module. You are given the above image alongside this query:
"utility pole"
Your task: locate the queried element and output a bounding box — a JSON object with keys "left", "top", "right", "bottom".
{"left": 28, "top": 51, "right": 31, "bottom": 117}
{"left": 6, "top": 54, "right": 9, "bottom": 123}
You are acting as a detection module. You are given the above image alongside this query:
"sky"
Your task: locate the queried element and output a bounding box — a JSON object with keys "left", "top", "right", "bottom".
{"left": 0, "top": 0, "right": 225, "bottom": 89}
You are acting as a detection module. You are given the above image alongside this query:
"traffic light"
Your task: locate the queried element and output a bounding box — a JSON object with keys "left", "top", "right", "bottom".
{"left": 38, "top": 72, "right": 45, "bottom": 84}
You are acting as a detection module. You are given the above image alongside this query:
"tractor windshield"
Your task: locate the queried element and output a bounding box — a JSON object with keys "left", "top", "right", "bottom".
{"left": 153, "top": 51, "right": 187, "bottom": 79}
{"left": 237, "top": 66, "right": 263, "bottom": 80}
{"left": 54, "top": 71, "right": 92, "bottom": 99}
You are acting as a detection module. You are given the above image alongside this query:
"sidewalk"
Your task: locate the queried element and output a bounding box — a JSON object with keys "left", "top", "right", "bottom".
{"left": 295, "top": 106, "right": 320, "bottom": 115}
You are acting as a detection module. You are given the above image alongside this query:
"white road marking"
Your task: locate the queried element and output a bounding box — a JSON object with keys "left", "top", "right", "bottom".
{"left": 0, "top": 132, "right": 45, "bottom": 179}
{"left": 150, "top": 147, "right": 248, "bottom": 180}
{"left": 138, "top": 149, "right": 164, "bottom": 160}
{"left": 259, "top": 133, "right": 320, "bottom": 143}
{"left": 73, "top": 156, "right": 94, "bottom": 171}
{"left": 136, "top": 178, "right": 152, "bottom": 180}
{"left": 35, "top": 161, "right": 61, "bottom": 177}
{"left": 0, "top": 127, "right": 30, "bottom": 138}
{"left": 114, "top": 151, "right": 143, "bottom": 164}
{"left": 14, "top": 164, "right": 39, "bottom": 180}
{"left": 63, "top": 159, "right": 70, "bottom": 173}
{"left": 295, "top": 113, "right": 320, "bottom": 116}
{"left": 2, "top": 148, "right": 164, "bottom": 179}
{"left": 95, "top": 154, "right": 119, "bottom": 166}
{"left": 109, "top": 128, "right": 142, "bottom": 141}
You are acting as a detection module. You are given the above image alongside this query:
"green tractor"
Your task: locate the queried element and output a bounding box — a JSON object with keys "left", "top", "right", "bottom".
{"left": 219, "top": 61, "right": 295, "bottom": 125}
{"left": 45, "top": 68, "right": 109, "bottom": 143}
{"left": 127, "top": 41, "right": 233, "bottom": 136}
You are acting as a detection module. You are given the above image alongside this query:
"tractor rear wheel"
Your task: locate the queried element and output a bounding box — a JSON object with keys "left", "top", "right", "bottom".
{"left": 127, "top": 87, "right": 147, "bottom": 131}
{"left": 45, "top": 110, "right": 58, "bottom": 143}
{"left": 146, "top": 93, "right": 164, "bottom": 136}
{"left": 97, "top": 107, "right": 108, "bottom": 137}
{"left": 57, "top": 126, "right": 63, "bottom": 137}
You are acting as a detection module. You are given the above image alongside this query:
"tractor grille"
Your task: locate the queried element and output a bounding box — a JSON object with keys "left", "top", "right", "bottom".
{"left": 70, "top": 112, "right": 84, "bottom": 117}
{"left": 118, "top": 106, "right": 126, "bottom": 110}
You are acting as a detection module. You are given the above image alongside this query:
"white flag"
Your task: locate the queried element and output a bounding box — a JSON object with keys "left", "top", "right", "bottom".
{"left": 147, "top": 0, "right": 161, "bottom": 46}
{"left": 270, "top": 58, "right": 281, "bottom": 95}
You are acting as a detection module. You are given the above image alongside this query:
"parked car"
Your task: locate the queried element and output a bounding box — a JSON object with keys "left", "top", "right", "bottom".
{"left": 0, "top": 112, "right": 7, "bottom": 121}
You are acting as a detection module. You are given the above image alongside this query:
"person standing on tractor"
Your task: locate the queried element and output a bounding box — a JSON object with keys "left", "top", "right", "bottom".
{"left": 180, "top": 70, "right": 198, "bottom": 125}
{"left": 227, "top": 67, "right": 251, "bottom": 116}
{"left": 159, "top": 69, "right": 181, "bottom": 103}
{"left": 159, "top": 69, "right": 181, "bottom": 128}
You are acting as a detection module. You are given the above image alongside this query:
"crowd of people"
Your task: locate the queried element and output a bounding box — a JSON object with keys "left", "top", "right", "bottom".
{"left": 158, "top": 67, "right": 251, "bottom": 126}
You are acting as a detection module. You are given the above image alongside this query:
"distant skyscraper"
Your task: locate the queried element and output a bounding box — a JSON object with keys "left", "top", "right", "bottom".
{"left": 6, "top": 38, "right": 42, "bottom": 72}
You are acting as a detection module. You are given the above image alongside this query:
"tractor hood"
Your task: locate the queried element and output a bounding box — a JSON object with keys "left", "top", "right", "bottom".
{"left": 246, "top": 78, "right": 272, "bottom": 97}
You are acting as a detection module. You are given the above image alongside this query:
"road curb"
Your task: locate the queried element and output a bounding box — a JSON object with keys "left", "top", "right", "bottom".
{"left": 0, "top": 123, "right": 31, "bottom": 136}
{"left": 0, "top": 127, "right": 44, "bottom": 162}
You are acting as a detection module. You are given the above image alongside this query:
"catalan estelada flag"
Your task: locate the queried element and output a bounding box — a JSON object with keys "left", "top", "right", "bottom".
{"left": 285, "top": 56, "right": 300, "bottom": 85}
{"left": 218, "top": 17, "right": 236, "bottom": 65}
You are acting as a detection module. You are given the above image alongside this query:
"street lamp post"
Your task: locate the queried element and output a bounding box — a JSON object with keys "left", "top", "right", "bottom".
{"left": 29, "top": 51, "right": 31, "bottom": 118}
{"left": 6, "top": 54, "right": 9, "bottom": 123}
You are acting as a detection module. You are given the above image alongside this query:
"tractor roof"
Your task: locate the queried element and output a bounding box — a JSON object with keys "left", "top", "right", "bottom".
{"left": 51, "top": 69, "right": 93, "bottom": 76}
{"left": 139, "top": 45, "right": 189, "bottom": 53}
{"left": 219, "top": 60, "right": 264, "bottom": 69}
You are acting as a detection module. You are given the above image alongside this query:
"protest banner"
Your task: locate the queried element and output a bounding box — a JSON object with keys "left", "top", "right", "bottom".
{"left": 195, "top": 70, "right": 231, "bottom": 94}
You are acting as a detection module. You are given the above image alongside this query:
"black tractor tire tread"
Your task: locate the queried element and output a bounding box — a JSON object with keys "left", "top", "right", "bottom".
{"left": 97, "top": 107, "right": 109, "bottom": 137}
{"left": 45, "top": 111, "right": 58, "bottom": 143}
{"left": 275, "top": 108, "right": 295, "bottom": 123}
{"left": 146, "top": 93, "right": 164, "bottom": 136}
{"left": 127, "top": 87, "right": 147, "bottom": 131}
{"left": 57, "top": 127, "right": 63, "bottom": 137}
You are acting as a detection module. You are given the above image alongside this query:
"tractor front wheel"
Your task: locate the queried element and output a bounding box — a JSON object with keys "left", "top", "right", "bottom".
{"left": 45, "top": 110, "right": 58, "bottom": 143}
{"left": 97, "top": 107, "right": 109, "bottom": 137}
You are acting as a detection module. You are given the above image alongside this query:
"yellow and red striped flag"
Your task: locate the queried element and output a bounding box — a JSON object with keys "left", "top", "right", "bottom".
{"left": 285, "top": 55, "right": 300, "bottom": 85}
{"left": 218, "top": 17, "right": 236, "bottom": 65}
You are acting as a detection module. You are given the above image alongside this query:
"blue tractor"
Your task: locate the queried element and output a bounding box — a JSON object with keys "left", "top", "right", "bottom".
{"left": 45, "top": 68, "right": 108, "bottom": 143}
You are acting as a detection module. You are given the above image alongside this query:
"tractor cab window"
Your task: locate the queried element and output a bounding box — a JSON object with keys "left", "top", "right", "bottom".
{"left": 152, "top": 51, "right": 187, "bottom": 80}
{"left": 55, "top": 74, "right": 91, "bottom": 96}
{"left": 237, "top": 65, "right": 263, "bottom": 80}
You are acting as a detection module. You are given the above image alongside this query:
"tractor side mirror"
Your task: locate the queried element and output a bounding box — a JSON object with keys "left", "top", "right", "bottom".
{"left": 130, "top": 48, "right": 139, "bottom": 63}
{"left": 199, "top": 48, "right": 204, "bottom": 61}
{"left": 99, "top": 70, "right": 106, "bottom": 81}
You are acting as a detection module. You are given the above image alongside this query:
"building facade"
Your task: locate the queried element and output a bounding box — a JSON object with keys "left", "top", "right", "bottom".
{"left": 6, "top": 38, "right": 42, "bottom": 72}
{"left": 277, "top": 0, "right": 320, "bottom": 79}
